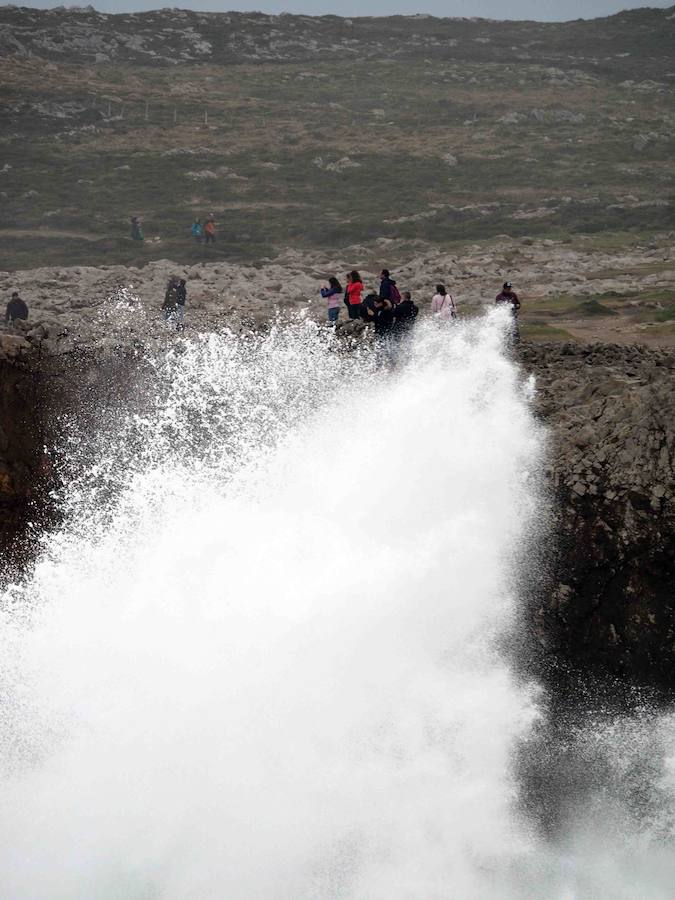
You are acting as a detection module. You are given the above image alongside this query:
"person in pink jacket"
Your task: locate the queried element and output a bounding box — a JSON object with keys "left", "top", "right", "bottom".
{"left": 320, "top": 276, "right": 343, "bottom": 325}
{"left": 431, "top": 284, "right": 457, "bottom": 321}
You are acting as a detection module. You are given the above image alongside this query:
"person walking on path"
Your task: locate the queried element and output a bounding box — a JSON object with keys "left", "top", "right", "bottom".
{"left": 379, "top": 269, "right": 401, "bottom": 305}
{"left": 130, "top": 216, "right": 144, "bottom": 241}
{"left": 495, "top": 281, "right": 521, "bottom": 343}
{"left": 204, "top": 217, "right": 216, "bottom": 245}
{"left": 345, "top": 270, "right": 364, "bottom": 321}
{"left": 5, "top": 291, "right": 28, "bottom": 325}
{"left": 321, "top": 276, "right": 343, "bottom": 325}
{"left": 431, "top": 284, "right": 457, "bottom": 321}
{"left": 191, "top": 220, "right": 203, "bottom": 243}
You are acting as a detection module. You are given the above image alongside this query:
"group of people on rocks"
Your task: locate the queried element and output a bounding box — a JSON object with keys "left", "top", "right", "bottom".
{"left": 322, "top": 269, "right": 421, "bottom": 338}
{"left": 190, "top": 216, "right": 217, "bottom": 245}
{"left": 2, "top": 273, "right": 521, "bottom": 341}
{"left": 128, "top": 215, "right": 218, "bottom": 246}
{"left": 321, "top": 268, "right": 521, "bottom": 341}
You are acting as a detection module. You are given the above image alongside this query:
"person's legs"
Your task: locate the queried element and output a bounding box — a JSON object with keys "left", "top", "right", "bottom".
{"left": 176, "top": 306, "right": 185, "bottom": 329}
{"left": 328, "top": 307, "right": 339, "bottom": 325}
{"left": 348, "top": 304, "right": 360, "bottom": 320}
{"left": 512, "top": 315, "right": 520, "bottom": 344}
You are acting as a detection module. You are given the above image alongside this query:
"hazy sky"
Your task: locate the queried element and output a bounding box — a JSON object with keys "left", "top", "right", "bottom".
{"left": 8, "top": 0, "right": 675, "bottom": 22}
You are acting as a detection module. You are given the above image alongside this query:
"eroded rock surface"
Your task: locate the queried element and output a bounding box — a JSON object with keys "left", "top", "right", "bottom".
{"left": 522, "top": 342, "right": 674, "bottom": 690}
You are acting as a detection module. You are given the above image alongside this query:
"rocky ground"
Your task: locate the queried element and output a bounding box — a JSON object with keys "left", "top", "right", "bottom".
{"left": 1, "top": 233, "right": 673, "bottom": 354}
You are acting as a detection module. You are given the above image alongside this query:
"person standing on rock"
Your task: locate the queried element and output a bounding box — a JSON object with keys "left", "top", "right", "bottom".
{"left": 5, "top": 291, "right": 28, "bottom": 326}
{"left": 431, "top": 284, "right": 457, "bottom": 321}
{"left": 370, "top": 295, "right": 397, "bottom": 367}
{"left": 393, "top": 291, "right": 419, "bottom": 333}
{"left": 175, "top": 278, "right": 187, "bottom": 330}
{"left": 379, "top": 269, "right": 401, "bottom": 305}
{"left": 495, "top": 281, "right": 521, "bottom": 343}
{"left": 345, "top": 270, "right": 364, "bottom": 321}
{"left": 162, "top": 276, "right": 181, "bottom": 328}
{"left": 321, "top": 276, "right": 343, "bottom": 325}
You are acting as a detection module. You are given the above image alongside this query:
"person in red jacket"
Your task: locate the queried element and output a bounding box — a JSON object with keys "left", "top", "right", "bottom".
{"left": 204, "top": 217, "right": 216, "bottom": 245}
{"left": 345, "top": 270, "right": 364, "bottom": 320}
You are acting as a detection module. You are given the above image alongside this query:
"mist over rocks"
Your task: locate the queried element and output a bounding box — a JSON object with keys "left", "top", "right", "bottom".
{"left": 0, "top": 243, "right": 673, "bottom": 691}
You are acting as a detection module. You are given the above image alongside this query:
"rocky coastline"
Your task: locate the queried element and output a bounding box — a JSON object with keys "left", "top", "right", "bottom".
{"left": 0, "top": 265, "right": 673, "bottom": 694}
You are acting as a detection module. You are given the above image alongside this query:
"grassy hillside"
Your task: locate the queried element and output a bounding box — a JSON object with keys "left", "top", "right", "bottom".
{"left": 0, "top": 6, "right": 673, "bottom": 270}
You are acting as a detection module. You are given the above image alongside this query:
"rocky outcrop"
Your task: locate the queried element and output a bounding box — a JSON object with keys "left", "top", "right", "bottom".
{"left": 0, "top": 6, "right": 672, "bottom": 76}
{"left": 521, "top": 342, "right": 675, "bottom": 692}
{"left": 0, "top": 341, "right": 47, "bottom": 564}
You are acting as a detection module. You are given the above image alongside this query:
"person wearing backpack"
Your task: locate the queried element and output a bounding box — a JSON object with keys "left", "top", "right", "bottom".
{"left": 431, "top": 284, "right": 457, "bottom": 321}
{"left": 379, "top": 269, "right": 401, "bottom": 305}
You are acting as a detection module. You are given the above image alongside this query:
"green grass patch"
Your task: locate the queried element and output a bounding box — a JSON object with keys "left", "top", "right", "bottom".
{"left": 520, "top": 323, "right": 577, "bottom": 341}
{"left": 576, "top": 299, "right": 619, "bottom": 316}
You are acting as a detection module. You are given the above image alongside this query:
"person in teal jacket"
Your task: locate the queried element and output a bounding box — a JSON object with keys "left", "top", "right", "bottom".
{"left": 191, "top": 220, "right": 203, "bottom": 243}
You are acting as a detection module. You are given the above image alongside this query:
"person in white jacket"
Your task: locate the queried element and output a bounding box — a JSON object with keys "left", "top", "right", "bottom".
{"left": 431, "top": 284, "right": 457, "bottom": 321}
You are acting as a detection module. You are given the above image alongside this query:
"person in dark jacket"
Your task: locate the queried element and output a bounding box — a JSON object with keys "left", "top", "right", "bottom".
{"left": 495, "top": 281, "right": 521, "bottom": 343}
{"left": 371, "top": 296, "right": 395, "bottom": 336}
{"left": 393, "top": 291, "right": 418, "bottom": 335}
{"left": 162, "top": 277, "right": 181, "bottom": 327}
{"left": 379, "top": 269, "right": 401, "bottom": 304}
{"left": 175, "top": 278, "right": 187, "bottom": 330}
{"left": 5, "top": 292, "right": 28, "bottom": 325}
{"left": 361, "top": 292, "right": 379, "bottom": 323}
